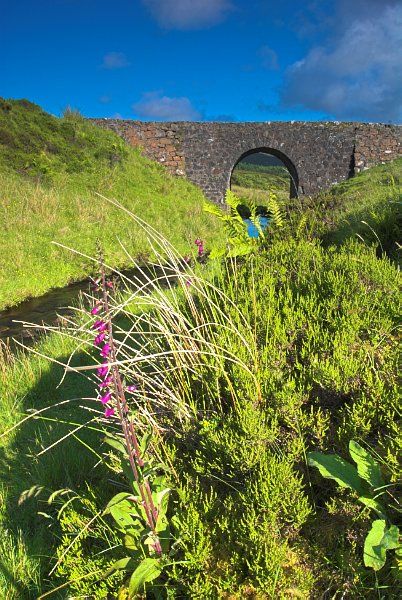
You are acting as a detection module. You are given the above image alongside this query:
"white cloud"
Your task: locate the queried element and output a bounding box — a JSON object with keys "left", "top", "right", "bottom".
{"left": 282, "top": 3, "right": 402, "bottom": 122}
{"left": 133, "top": 92, "right": 202, "bottom": 121}
{"left": 258, "top": 45, "right": 279, "bottom": 70}
{"left": 142, "top": 0, "right": 233, "bottom": 30}
{"left": 101, "top": 52, "right": 130, "bottom": 70}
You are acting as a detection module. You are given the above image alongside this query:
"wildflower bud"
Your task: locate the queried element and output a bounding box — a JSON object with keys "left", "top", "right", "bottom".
{"left": 93, "top": 320, "right": 107, "bottom": 331}
{"left": 97, "top": 362, "right": 109, "bottom": 378}
{"left": 94, "top": 332, "right": 107, "bottom": 346}
{"left": 126, "top": 385, "right": 137, "bottom": 392}
{"left": 99, "top": 376, "right": 113, "bottom": 388}
{"left": 100, "top": 391, "right": 113, "bottom": 404}
{"left": 90, "top": 304, "right": 101, "bottom": 315}
{"left": 106, "top": 281, "right": 114, "bottom": 289}
{"left": 100, "top": 343, "right": 111, "bottom": 358}
{"left": 104, "top": 407, "right": 115, "bottom": 418}
{"left": 185, "top": 279, "right": 192, "bottom": 287}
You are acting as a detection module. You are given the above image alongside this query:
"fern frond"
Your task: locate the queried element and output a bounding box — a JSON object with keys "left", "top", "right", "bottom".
{"left": 267, "top": 193, "right": 284, "bottom": 228}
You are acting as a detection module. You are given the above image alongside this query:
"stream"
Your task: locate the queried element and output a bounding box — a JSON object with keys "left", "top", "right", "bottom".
{"left": 0, "top": 217, "right": 270, "bottom": 347}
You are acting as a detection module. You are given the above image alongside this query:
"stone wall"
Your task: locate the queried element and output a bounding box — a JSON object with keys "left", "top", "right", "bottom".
{"left": 91, "top": 119, "right": 186, "bottom": 176}
{"left": 91, "top": 118, "right": 402, "bottom": 203}
{"left": 354, "top": 124, "right": 402, "bottom": 173}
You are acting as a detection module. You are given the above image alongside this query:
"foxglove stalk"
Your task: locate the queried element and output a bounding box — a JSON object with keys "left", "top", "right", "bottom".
{"left": 89, "top": 260, "right": 163, "bottom": 556}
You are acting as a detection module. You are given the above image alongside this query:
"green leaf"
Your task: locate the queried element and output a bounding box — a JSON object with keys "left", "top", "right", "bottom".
{"left": 128, "top": 558, "right": 162, "bottom": 594}
{"left": 111, "top": 557, "right": 138, "bottom": 572}
{"left": 308, "top": 452, "right": 366, "bottom": 495}
{"left": 364, "top": 520, "right": 400, "bottom": 570}
{"left": 104, "top": 555, "right": 140, "bottom": 578}
{"left": 104, "top": 493, "right": 141, "bottom": 530}
{"left": 358, "top": 495, "right": 386, "bottom": 518}
{"left": 104, "top": 434, "right": 127, "bottom": 456}
{"left": 349, "top": 440, "right": 385, "bottom": 490}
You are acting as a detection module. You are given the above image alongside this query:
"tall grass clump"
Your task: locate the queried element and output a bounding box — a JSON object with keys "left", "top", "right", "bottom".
{"left": 1, "top": 196, "right": 400, "bottom": 598}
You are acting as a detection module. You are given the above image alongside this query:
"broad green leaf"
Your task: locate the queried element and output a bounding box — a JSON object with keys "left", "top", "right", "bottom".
{"left": 364, "top": 520, "right": 400, "bottom": 570}
{"left": 105, "top": 492, "right": 134, "bottom": 511}
{"left": 358, "top": 495, "right": 386, "bottom": 518}
{"left": 349, "top": 440, "right": 385, "bottom": 490}
{"left": 308, "top": 452, "right": 366, "bottom": 495}
{"left": 104, "top": 434, "right": 127, "bottom": 456}
{"left": 111, "top": 557, "right": 137, "bottom": 572}
{"left": 104, "top": 493, "right": 141, "bottom": 530}
{"left": 129, "top": 558, "right": 162, "bottom": 594}
{"left": 105, "top": 555, "right": 139, "bottom": 578}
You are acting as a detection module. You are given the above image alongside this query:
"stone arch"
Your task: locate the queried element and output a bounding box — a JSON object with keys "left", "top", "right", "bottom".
{"left": 230, "top": 147, "right": 299, "bottom": 198}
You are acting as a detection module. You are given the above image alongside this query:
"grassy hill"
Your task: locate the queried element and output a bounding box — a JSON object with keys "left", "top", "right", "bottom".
{"left": 0, "top": 109, "right": 401, "bottom": 597}
{"left": 231, "top": 158, "right": 401, "bottom": 262}
{"left": 0, "top": 99, "right": 223, "bottom": 310}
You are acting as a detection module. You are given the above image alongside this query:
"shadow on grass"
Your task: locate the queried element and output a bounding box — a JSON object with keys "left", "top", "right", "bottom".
{"left": 0, "top": 346, "right": 114, "bottom": 599}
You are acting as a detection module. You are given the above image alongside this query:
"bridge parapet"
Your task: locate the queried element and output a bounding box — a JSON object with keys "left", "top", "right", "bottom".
{"left": 91, "top": 119, "right": 401, "bottom": 203}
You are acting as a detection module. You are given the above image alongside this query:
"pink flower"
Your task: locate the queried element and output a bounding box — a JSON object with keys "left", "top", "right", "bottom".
{"left": 104, "top": 407, "right": 115, "bottom": 418}
{"left": 90, "top": 304, "right": 101, "bottom": 315}
{"left": 94, "top": 332, "right": 107, "bottom": 346}
{"left": 93, "top": 320, "right": 107, "bottom": 332}
{"left": 185, "top": 279, "right": 192, "bottom": 288}
{"left": 101, "top": 343, "right": 111, "bottom": 358}
{"left": 99, "top": 376, "right": 113, "bottom": 388}
{"left": 97, "top": 362, "right": 109, "bottom": 378}
{"left": 126, "top": 384, "right": 137, "bottom": 392}
{"left": 106, "top": 281, "right": 114, "bottom": 289}
{"left": 195, "top": 238, "right": 204, "bottom": 257}
{"left": 100, "top": 391, "right": 112, "bottom": 404}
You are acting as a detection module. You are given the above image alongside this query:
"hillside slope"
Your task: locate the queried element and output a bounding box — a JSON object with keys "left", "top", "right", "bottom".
{"left": 0, "top": 99, "right": 223, "bottom": 310}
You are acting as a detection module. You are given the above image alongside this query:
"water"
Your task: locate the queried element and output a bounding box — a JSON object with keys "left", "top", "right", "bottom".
{"left": 0, "top": 217, "right": 269, "bottom": 346}
{"left": 0, "top": 279, "right": 93, "bottom": 345}
{"left": 0, "top": 267, "right": 164, "bottom": 346}
{"left": 243, "top": 215, "right": 270, "bottom": 238}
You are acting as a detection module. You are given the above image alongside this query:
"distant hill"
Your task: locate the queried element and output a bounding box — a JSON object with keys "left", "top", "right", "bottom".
{"left": 240, "top": 152, "right": 284, "bottom": 168}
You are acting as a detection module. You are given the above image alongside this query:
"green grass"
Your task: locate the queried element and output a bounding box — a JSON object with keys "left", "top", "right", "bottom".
{"left": 0, "top": 99, "right": 401, "bottom": 597}
{"left": 0, "top": 99, "right": 224, "bottom": 310}
{"left": 0, "top": 230, "right": 400, "bottom": 598}
{"left": 231, "top": 163, "right": 291, "bottom": 205}
{"left": 293, "top": 158, "right": 402, "bottom": 261}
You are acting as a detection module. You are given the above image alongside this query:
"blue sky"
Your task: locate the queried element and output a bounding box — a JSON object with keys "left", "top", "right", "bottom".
{"left": 2, "top": 0, "right": 401, "bottom": 122}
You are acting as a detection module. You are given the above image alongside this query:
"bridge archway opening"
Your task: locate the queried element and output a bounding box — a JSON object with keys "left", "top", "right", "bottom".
{"left": 230, "top": 148, "right": 299, "bottom": 217}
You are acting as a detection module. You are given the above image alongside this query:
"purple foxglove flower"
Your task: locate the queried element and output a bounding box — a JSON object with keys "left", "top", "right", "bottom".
{"left": 94, "top": 332, "right": 107, "bottom": 346}
{"left": 195, "top": 238, "right": 202, "bottom": 246}
{"left": 99, "top": 376, "right": 113, "bottom": 388}
{"left": 97, "top": 362, "right": 109, "bottom": 378}
{"left": 126, "top": 384, "right": 137, "bottom": 392}
{"left": 93, "top": 320, "right": 105, "bottom": 330}
{"left": 91, "top": 304, "right": 101, "bottom": 315}
{"left": 104, "top": 406, "right": 115, "bottom": 418}
{"left": 101, "top": 343, "right": 111, "bottom": 358}
{"left": 100, "top": 390, "right": 112, "bottom": 404}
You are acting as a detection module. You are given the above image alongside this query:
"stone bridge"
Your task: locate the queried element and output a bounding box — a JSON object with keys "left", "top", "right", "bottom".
{"left": 92, "top": 119, "right": 402, "bottom": 203}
